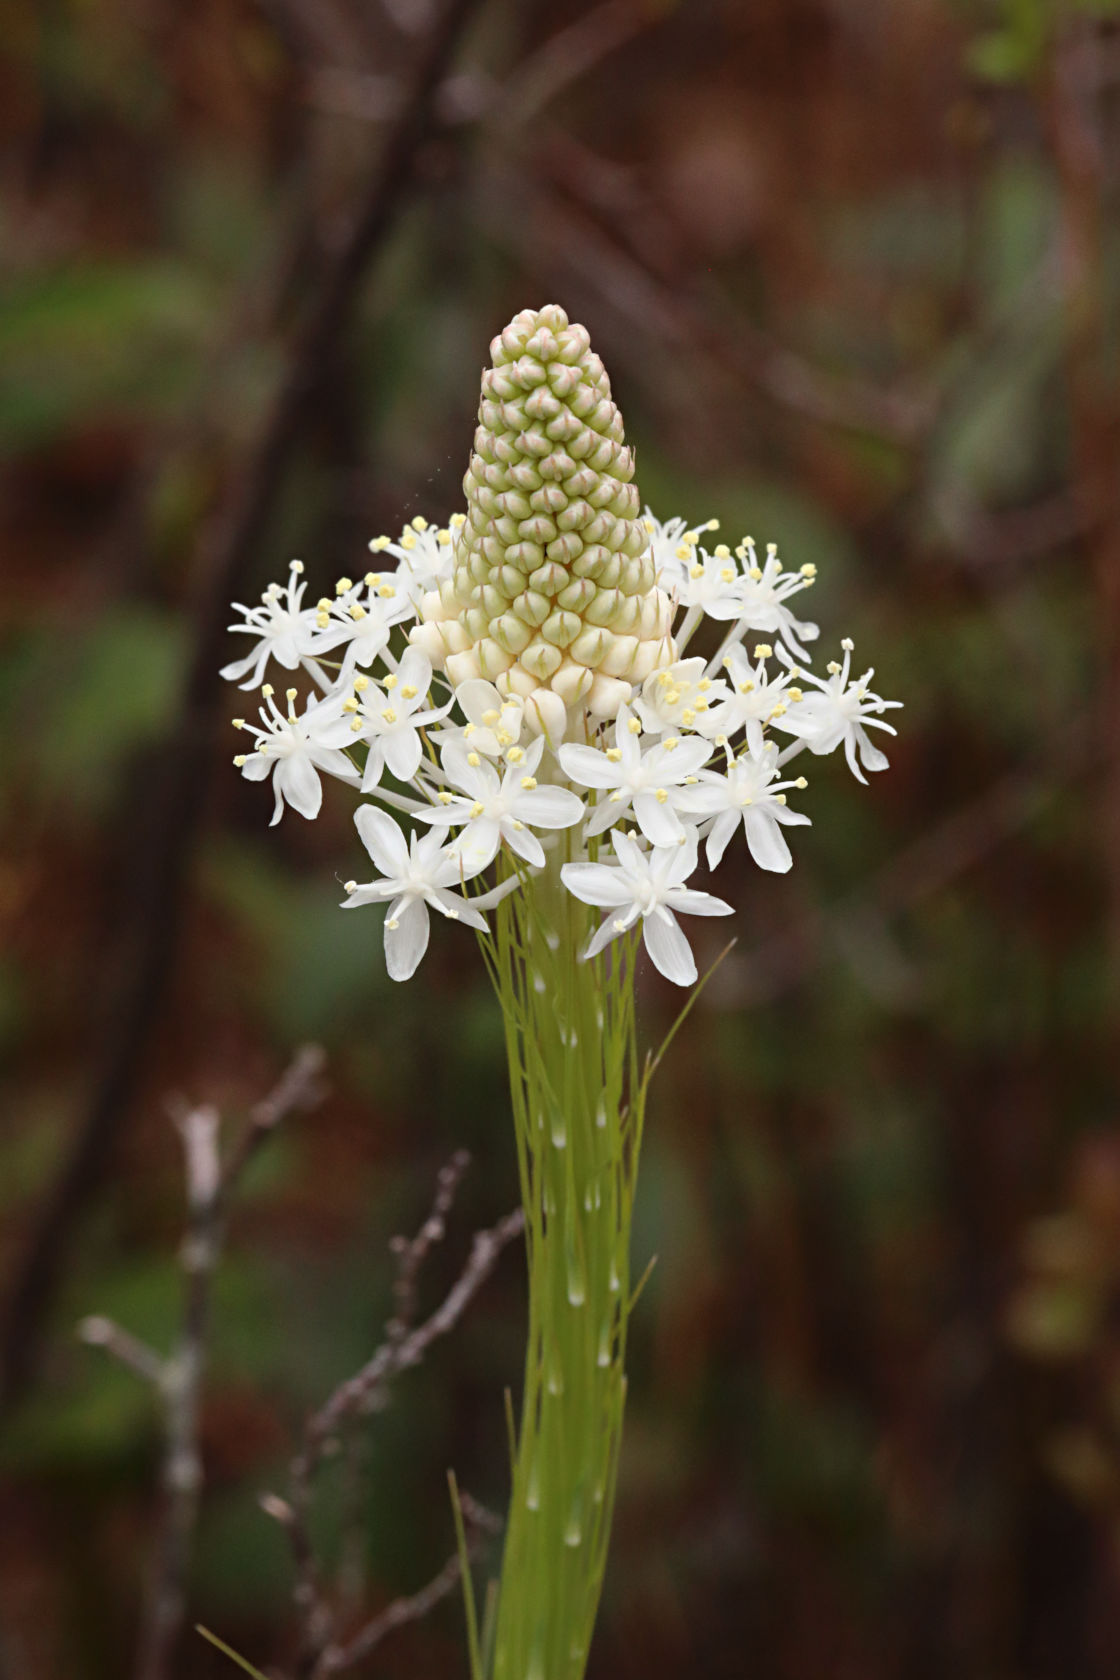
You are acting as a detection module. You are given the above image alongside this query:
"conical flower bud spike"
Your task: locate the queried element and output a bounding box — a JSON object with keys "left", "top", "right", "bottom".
{"left": 410, "top": 305, "right": 676, "bottom": 736}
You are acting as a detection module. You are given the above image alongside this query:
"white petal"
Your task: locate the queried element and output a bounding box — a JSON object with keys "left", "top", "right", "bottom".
{"left": 355, "top": 805, "right": 410, "bottom": 876}
{"left": 585, "top": 909, "right": 637, "bottom": 961}
{"left": 557, "top": 744, "right": 618, "bottom": 789}
{"left": 427, "top": 886, "right": 488, "bottom": 930}
{"left": 855, "top": 727, "right": 890, "bottom": 773}
{"left": 641, "top": 910, "right": 696, "bottom": 986}
{"left": 239, "top": 751, "right": 271, "bottom": 783}
{"left": 743, "top": 809, "right": 794, "bottom": 872}
{"left": 561, "top": 861, "right": 633, "bottom": 909}
{"left": 383, "top": 729, "right": 423, "bottom": 783}
{"left": 384, "top": 896, "right": 430, "bottom": 981}
{"left": 704, "top": 808, "right": 740, "bottom": 869}
{"left": 665, "top": 887, "right": 733, "bottom": 918}
{"left": 502, "top": 823, "right": 545, "bottom": 868}
{"left": 276, "top": 755, "right": 322, "bottom": 821}
{"left": 633, "top": 790, "right": 685, "bottom": 848}
{"left": 398, "top": 645, "right": 433, "bottom": 696}
{"left": 515, "top": 786, "right": 584, "bottom": 829}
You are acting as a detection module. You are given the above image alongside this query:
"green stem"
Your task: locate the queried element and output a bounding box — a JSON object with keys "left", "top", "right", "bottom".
{"left": 480, "top": 842, "right": 645, "bottom": 1680}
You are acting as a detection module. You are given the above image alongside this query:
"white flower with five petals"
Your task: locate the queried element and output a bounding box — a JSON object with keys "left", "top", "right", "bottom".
{"left": 341, "top": 807, "right": 496, "bottom": 981}
{"left": 311, "top": 572, "right": 415, "bottom": 672}
{"left": 351, "top": 648, "right": 450, "bottom": 790}
{"left": 678, "top": 740, "right": 810, "bottom": 871}
{"left": 419, "top": 735, "right": 584, "bottom": 873}
{"left": 235, "top": 687, "right": 357, "bottom": 825}
{"left": 561, "top": 828, "right": 732, "bottom": 986}
{"left": 558, "top": 705, "right": 712, "bottom": 847}
{"left": 221, "top": 562, "right": 319, "bottom": 690}
{"left": 779, "top": 639, "right": 902, "bottom": 784}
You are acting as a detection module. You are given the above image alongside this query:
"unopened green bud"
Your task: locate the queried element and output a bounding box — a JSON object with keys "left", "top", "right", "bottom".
{"left": 411, "top": 305, "right": 675, "bottom": 735}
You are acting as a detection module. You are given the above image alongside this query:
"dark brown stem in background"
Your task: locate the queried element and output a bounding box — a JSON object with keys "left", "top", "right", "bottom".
{"left": 0, "top": 0, "right": 487, "bottom": 1417}
{"left": 80, "top": 1048, "right": 325, "bottom": 1680}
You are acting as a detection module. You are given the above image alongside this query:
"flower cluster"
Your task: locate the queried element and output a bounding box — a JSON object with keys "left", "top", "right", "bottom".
{"left": 223, "top": 306, "right": 900, "bottom": 987}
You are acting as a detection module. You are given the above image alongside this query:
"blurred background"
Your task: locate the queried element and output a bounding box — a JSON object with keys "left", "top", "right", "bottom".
{"left": 3, "top": 0, "right": 1120, "bottom": 1675}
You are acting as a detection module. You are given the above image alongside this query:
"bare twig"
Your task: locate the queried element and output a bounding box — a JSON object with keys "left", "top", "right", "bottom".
{"left": 257, "top": 1157, "right": 521, "bottom": 1679}
{"left": 79, "top": 1049, "right": 324, "bottom": 1680}
{"left": 0, "top": 0, "right": 487, "bottom": 1417}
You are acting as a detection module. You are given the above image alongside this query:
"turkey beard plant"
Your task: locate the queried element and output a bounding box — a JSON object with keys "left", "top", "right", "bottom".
{"left": 223, "top": 305, "right": 900, "bottom": 1679}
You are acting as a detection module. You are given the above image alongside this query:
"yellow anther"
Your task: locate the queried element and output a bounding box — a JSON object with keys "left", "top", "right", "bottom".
{"left": 344, "top": 880, "right": 357, "bottom": 893}
{"left": 689, "top": 564, "right": 704, "bottom": 579}
{"left": 657, "top": 670, "right": 673, "bottom": 686}
{"left": 663, "top": 736, "right": 680, "bottom": 751}
{"left": 795, "top": 776, "right": 808, "bottom": 789}
{"left": 317, "top": 597, "right": 332, "bottom": 611}
{"left": 769, "top": 704, "right": 787, "bottom": 719}
{"left": 755, "top": 644, "right": 773, "bottom": 659}
{"left": 749, "top": 566, "right": 762, "bottom": 580}
{"left": 655, "top": 789, "right": 668, "bottom": 804}
{"left": 705, "top": 518, "right": 720, "bottom": 531}
{"left": 800, "top": 562, "right": 817, "bottom": 577}
{"left": 378, "top": 584, "right": 396, "bottom": 598}
{"left": 233, "top": 754, "right": 246, "bottom": 767}
{"left": 606, "top": 747, "right": 623, "bottom": 762}
{"left": 644, "top": 517, "right": 654, "bottom": 531}
{"left": 788, "top": 687, "right": 803, "bottom": 701}
{"left": 350, "top": 718, "right": 363, "bottom": 733}
{"left": 681, "top": 709, "right": 696, "bottom": 727}
{"left": 496, "top": 729, "right": 511, "bottom": 746}
{"left": 775, "top": 793, "right": 787, "bottom": 805}
{"left": 609, "top": 790, "right": 624, "bottom": 802}
{"left": 720, "top": 568, "right": 735, "bottom": 582}
{"left": 401, "top": 684, "right": 418, "bottom": 700}
{"left": 511, "top": 820, "right": 524, "bottom": 831}
{"left": 469, "top": 800, "right": 485, "bottom": 818}
{"left": 438, "top": 528, "right": 451, "bottom": 546}
{"left": 467, "top": 751, "right": 481, "bottom": 767}
{"left": 450, "top": 512, "right": 466, "bottom": 527}
{"left": 291, "top": 559, "right": 304, "bottom": 574}
{"left": 232, "top": 718, "right": 245, "bottom": 730}
{"left": 463, "top": 722, "right": 475, "bottom": 736}
{"left": 695, "top": 699, "right": 709, "bottom": 711}
{"left": 354, "top": 674, "right": 370, "bottom": 691}
{"left": 520, "top": 776, "right": 538, "bottom": 790}
{"left": 613, "top": 917, "right": 628, "bottom": 932}
{"left": 384, "top": 674, "right": 398, "bottom": 689}
{"left": 387, "top": 916, "right": 399, "bottom": 930}
{"left": 342, "top": 697, "right": 359, "bottom": 713}
{"left": 676, "top": 546, "right": 691, "bottom": 561}
{"left": 665, "top": 689, "right": 681, "bottom": 706}
{"left": 841, "top": 637, "right": 854, "bottom": 651}
{"left": 286, "top": 687, "right": 297, "bottom": 701}
{"left": 381, "top": 708, "right": 397, "bottom": 724}
{"left": 401, "top": 532, "right": 417, "bottom": 550}
{"left": 411, "top": 515, "right": 428, "bottom": 531}
{"left": 714, "top": 543, "right": 730, "bottom": 559}
{"left": 261, "top": 683, "right": 274, "bottom": 698}
{"left": 482, "top": 708, "right": 499, "bottom": 725}
{"left": 316, "top": 612, "right": 329, "bottom": 629}
{"left": 698, "top": 678, "right": 711, "bottom": 691}
{"left": 364, "top": 570, "right": 380, "bottom": 586}
{"left": 827, "top": 661, "right": 841, "bottom": 675}
{"left": 439, "top": 791, "right": 454, "bottom": 805}
{"left": 349, "top": 603, "right": 367, "bottom": 620}
{"left": 335, "top": 577, "right": 353, "bottom": 594}
{"left": 506, "top": 745, "right": 525, "bottom": 764}
{"left": 739, "top": 680, "right": 755, "bottom": 694}
{"left": 627, "top": 717, "right": 641, "bottom": 734}
{"left": 368, "top": 535, "right": 391, "bottom": 552}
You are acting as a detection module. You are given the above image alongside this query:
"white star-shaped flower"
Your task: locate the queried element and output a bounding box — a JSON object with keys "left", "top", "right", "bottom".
{"left": 732, "top": 541, "right": 819, "bottom": 661}
{"left": 779, "top": 639, "right": 901, "bottom": 784}
{"left": 703, "top": 643, "right": 804, "bottom": 754}
{"left": 433, "top": 678, "right": 525, "bottom": 760}
{"left": 234, "top": 686, "right": 357, "bottom": 825}
{"left": 419, "top": 735, "right": 584, "bottom": 872}
{"left": 311, "top": 570, "right": 415, "bottom": 672}
{"left": 349, "top": 647, "right": 450, "bottom": 790}
{"left": 221, "top": 561, "right": 319, "bottom": 690}
{"left": 558, "top": 705, "right": 712, "bottom": 847}
{"left": 341, "top": 807, "right": 497, "bottom": 981}
{"left": 369, "top": 515, "right": 461, "bottom": 607}
{"left": 676, "top": 542, "right": 747, "bottom": 620}
{"left": 642, "top": 509, "right": 719, "bottom": 594}
{"left": 678, "top": 740, "right": 810, "bottom": 871}
{"left": 632, "top": 658, "right": 727, "bottom": 738}
{"left": 561, "top": 828, "right": 732, "bottom": 986}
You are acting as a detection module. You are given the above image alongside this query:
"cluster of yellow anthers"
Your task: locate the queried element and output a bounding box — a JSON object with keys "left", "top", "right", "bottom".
{"left": 409, "top": 304, "right": 676, "bottom": 743}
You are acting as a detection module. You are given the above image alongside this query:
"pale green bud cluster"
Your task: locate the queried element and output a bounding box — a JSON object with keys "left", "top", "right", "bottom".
{"left": 411, "top": 304, "right": 675, "bottom": 738}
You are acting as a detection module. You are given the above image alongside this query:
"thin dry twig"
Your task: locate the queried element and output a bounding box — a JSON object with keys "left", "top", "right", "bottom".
{"left": 260, "top": 1156, "right": 521, "bottom": 1679}
{"left": 80, "top": 1048, "right": 325, "bottom": 1680}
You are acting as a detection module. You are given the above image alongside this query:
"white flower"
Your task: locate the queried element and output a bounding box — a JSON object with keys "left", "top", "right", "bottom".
{"left": 561, "top": 828, "right": 732, "bottom": 986}
{"left": 703, "top": 643, "right": 803, "bottom": 753}
{"left": 632, "top": 658, "right": 727, "bottom": 738}
{"left": 434, "top": 678, "right": 525, "bottom": 759}
{"left": 779, "top": 639, "right": 902, "bottom": 784}
{"left": 676, "top": 542, "right": 747, "bottom": 620}
{"left": 419, "top": 735, "right": 585, "bottom": 872}
{"left": 235, "top": 687, "right": 357, "bottom": 825}
{"left": 370, "top": 515, "right": 460, "bottom": 606}
{"left": 311, "top": 571, "right": 415, "bottom": 672}
{"left": 221, "top": 561, "right": 319, "bottom": 690}
{"left": 642, "top": 509, "right": 719, "bottom": 594}
{"left": 732, "top": 542, "right": 819, "bottom": 661}
{"left": 341, "top": 808, "right": 493, "bottom": 981}
{"left": 558, "top": 705, "right": 712, "bottom": 847}
{"left": 349, "top": 647, "right": 450, "bottom": 790}
{"left": 678, "top": 740, "right": 810, "bottom": 871}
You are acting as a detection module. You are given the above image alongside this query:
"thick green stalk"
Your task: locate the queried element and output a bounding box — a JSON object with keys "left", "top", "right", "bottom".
{"left": 477, "top": 841, "right": 645, "bottom": 1680}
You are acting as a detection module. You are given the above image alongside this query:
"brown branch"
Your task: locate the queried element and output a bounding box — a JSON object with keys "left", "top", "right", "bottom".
{"left": 79, "top": 1049, "right": 325, "bottom": 1680}
{"left": 0, "top": 0, "right": 488, "bottom": 1418}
